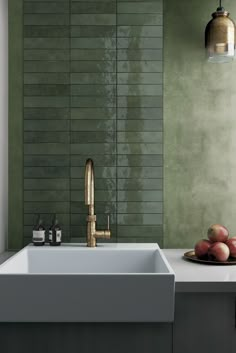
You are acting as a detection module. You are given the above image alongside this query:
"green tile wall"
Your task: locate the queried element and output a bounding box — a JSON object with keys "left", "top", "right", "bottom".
{"left": 13, "top": 0, "right": 163, "bottom": 248}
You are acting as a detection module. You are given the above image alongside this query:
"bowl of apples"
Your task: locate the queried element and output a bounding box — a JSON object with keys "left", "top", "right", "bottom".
{"left": 184, "top": 224, "right": 236, "bottom": 265}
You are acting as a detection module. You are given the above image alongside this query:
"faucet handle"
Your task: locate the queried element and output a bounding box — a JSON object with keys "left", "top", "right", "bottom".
{"left": 107, "top": 214, "right": 110, "bottom": 231}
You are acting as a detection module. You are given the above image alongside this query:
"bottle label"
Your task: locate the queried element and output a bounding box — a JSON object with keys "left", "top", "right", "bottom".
{"left": 49, "top": 230, "right": 62, "bottom": 243}
{"left": 33, "top": 230, "right": 45, "bottom": 243}
{"left": 56, "top": 230, "right": 62, "bottom": 243}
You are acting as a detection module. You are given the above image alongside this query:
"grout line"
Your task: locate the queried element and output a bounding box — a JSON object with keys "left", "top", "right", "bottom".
{"left": 115, "top": 0, "right": 118, "bottom": 242}
{"left": 162, "top": 0, "right": 164, "bottom": 247}
{"left": 69, "top": 0, "right": 72, "bottom": 242}
{"left": 22, "top": 0, "right": 25, "bottom": 248}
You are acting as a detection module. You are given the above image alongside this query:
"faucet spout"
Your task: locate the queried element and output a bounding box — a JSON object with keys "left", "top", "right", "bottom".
{"left": 84, "top": 158, "right": 111, "bottom": 247}
{"left": 85, "top": 158, "right": 94, "bottom": 207}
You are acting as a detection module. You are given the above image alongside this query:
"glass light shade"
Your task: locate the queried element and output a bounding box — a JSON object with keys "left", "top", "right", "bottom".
{"left": 205, "top": 8, "right": 236, "bottom": 63}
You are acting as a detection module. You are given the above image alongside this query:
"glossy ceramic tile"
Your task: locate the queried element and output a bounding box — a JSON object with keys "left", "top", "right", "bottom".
{"left": 71, "top": 131, "right": 115, "bottom": 143}
{"left": 118, "top": 49, "right": 162, "bottom": 61}
{"left": 117, "top": 120, "right": 162, "bottom": 131}
{"left": 24, "top": 14, "right": 70, "bottom": 25}
{"left": 118, "top": 73, "right": 162, "bottom": 85}
{"left": 24, "top": 213, "right": 70, "bottom": 226}
{"left": 71, "top": 14, "right": 116, "bottom": 26}
{"left": 24, "top": 190, "right": 70, "bottom": 202}
{"left": 24, "top": 73, "right": 70, "bottom": 84}
{"left": 71, "top": 2, "right": 116, "bottom": 14}
{"left": 71, "top": 73, "right": 116, "bottom": 85}
{"left": 71, "top": 25, "right": 116, "bottom": 38}
{"left": 71, "top": 109, "right": 115, "bottom": 120}
{"left": 117, "top": 214, "right": 162, "bottom": 225}
{"left": 24, "top": 166, "right": 70, "bottom": 178}
{"left": 118, "top": 202, "right": 163, "bottom": 214}
{"left": 71, "top": 38, "right": 116, "bottom": 49}
{"left": 24, "top": 108, "right": 70, "bottom": 119}
{"left": 70, "top": 143, "right": 116, "bottom": 155}
{"left": 21, "top": 0, "right": 163, "bottom": 245}
{"left": 24, "top": 131, "right": 70, "bottom": 143}
{"left": 71, "top": 119, "right": 115, "bottom": 131}
{"left": 117, "top": 25, "right": 162, "bottom": 37}
{"left": 24, "top": 178, "right": 70, "bottom": 190}
{"left": 71, "top": 49, "right": 116, "bottom": 60}
{"left": 117, "top": 225, "right": 163, "bottom": 238}
{"left": 117, "top": 166, "right": 162, "bottom": 178}
{"left": 71, "top": 84, "right": 116, "bottom": 96}
{"left": 24, "top": 25, "right": 70, "bottom": 38}
{"left": 24, "top": 202, "right": 70, "bottom": 214}
{"left": 24, "top": 84, "right": 70, "bottom": 96}
{"left": 118, "top": 190, "right": 163, "bottom": 202}
{"left": 117, "top": 96, "right": 162, "bottom": 108}
{"left": 71, "top": 61, "right": 116, "bottom": 73}
{"left": 24, "top": 49, "right": 69, "bottom": 60}
{"left": 117, "top": 38, "right": 162, "bottom": 49}
{"left": 24, "top": 96, "right": 70, "bottom": 108}
{"left": 24, "top": 119, "right": 69, "bottom": 131}
{"left": 117, "top": 2, "right": 162, "bottom": 14}
{"left": 24, "top": 61, "right": 70, "bottom": 73}
{"left": 117, "top": 154, "right": 163, "bottom": 167}
{"left": 117, "top": 60, "right": 162, "bottom": 73}
{"left": 24, "top": 38, "right": 69, "bottom": 49}
{"left": 118, "top": 108, "right": 162, "bottom": 119}
{"left": 117, "top": 132, "right": 162, "bottom": 143}
{"left": 117, "top": 143, "right": 162, "bottom": 155}
{"left": 24, "top": 2, "right": 69, "bottom": 14}
{"left": 117, "top": 14, "right": 162, "bottom": 26}
{"left": 24, "top": 143, "right": 70, "bottom": 155}
{"left": 24, "top": 155, "right": 70, "bottom": 167}
{"left": 71, "top": 96, "right": 116, "bottom": 108}
{"left": 118, "top": 178, "right": 162, "bottom": 190}
{"left": 117, "top": 85, "right": 162, "bottom": 96}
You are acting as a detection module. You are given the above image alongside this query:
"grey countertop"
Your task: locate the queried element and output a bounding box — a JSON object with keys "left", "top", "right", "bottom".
{"left": 1, "top": 248, "right": 236, "bottom": 293}
{"left": 163, "top": 249, "right": 236, "bottom": 292}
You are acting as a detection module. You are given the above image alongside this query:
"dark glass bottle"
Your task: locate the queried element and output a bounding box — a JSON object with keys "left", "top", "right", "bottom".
{"left": 32, "top": 214, "right": 45, "bottom": 246}
{"left": 49, "top": 214, "right": 62, "bottom": 246}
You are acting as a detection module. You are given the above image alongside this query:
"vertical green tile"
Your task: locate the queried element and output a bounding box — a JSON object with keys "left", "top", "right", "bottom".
{"left": 9, "top": 0, "right": 23, "bottom": 250}
{"left": 11, "top": 0, "right": 164, "bottom": 248}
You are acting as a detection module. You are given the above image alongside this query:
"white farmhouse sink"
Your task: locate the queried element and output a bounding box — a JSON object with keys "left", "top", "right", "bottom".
{"left": 0, "top": 243, "right": 175, "bottom": 322}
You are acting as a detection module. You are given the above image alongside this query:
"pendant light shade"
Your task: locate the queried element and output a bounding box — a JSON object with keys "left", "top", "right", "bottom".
{"left": 205, "top": 1, "right": 236, "bottom": 63}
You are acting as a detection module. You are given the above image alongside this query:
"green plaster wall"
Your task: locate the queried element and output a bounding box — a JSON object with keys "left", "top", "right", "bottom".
{"left": 164, "top": 0, "right": 236, "bottom": 248}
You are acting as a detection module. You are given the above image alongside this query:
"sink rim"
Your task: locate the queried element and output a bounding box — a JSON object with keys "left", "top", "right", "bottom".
{"left": 0, "top": 243, "right": 175, "bottom": 276}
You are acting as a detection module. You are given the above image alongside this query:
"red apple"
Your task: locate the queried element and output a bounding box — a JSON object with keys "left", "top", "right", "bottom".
{"left": 208, "top": 242, "right": 230, "bottom": 262}
{"left": 194, "top": 239, "right": 211, "bottom": 258}
{"left": 226, "top": 238, "right": 236, "bottom": 258}
{"left": 207, "top": 224, "right": 229, "bottom": 243}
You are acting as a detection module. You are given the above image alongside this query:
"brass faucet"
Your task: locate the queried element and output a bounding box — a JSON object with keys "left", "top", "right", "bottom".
{"left": 85, "top": 158, "right": 111, "bottom": 247}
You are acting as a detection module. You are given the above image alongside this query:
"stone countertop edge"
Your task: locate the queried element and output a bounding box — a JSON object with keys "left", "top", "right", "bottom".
{"left": 1, "top": 249, "right": 236, "bottom": 293}
{"left": 163, "top": 249, "right": 236, "bottom": 293}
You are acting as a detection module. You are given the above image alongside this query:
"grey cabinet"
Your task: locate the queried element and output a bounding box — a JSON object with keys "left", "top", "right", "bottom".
{"left": 0, "top": 323, "right": 172, "bottom": 353}
{"left": 173, "top": 293, "right": 236, "bottom": 353}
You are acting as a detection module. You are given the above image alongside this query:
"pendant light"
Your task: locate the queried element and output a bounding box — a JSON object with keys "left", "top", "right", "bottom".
{"left": 205, "top": 0, "right": 236, "bottom": 63}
